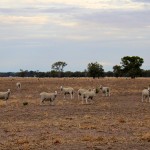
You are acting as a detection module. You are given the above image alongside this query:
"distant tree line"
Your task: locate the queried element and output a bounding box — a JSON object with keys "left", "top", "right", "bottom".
{"left": 0, "top": 70, "right": 115, "bottom": 78}
{"left": 0, "top": 56, "right": 149, "bottom": 78}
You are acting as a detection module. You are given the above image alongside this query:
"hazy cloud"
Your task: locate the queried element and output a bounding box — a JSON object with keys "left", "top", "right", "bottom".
{"left": 0, "top": 0, "right": 150, "bottom": 72}
{"left": 132, "top": 0, "right": 150, "bottom": 3}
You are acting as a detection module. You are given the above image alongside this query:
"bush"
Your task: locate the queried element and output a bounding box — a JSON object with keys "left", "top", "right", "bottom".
{"left": 23, "top": 102, "right": 28, "bottom": 106}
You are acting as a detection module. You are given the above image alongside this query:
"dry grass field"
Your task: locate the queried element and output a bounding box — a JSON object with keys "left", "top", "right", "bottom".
{"left": 0, "top": 77, "right": 150, "bottom": 150}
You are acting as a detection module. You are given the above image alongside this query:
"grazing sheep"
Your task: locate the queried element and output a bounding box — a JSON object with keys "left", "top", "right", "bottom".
{"left": 142, "top": 88, "right": 150, "bottom": 103}
{"left": 82, "top": 89, "right": 96, "bottom": 104}
{"left": 16, "top": 82, "right": 21, "bottom": 89}
{"left": 60, "top": 86, "right": 74, "bottom": 100}
{"left": 99, "top": 85, "right": 110, "bottom": 97}
{"left": 40, "top": 91, "right": 57, "bottom": 105}
{"left": 77, "top": 88, "right": 90, "bottom": 100}
{"left": 0, "top": 89, "right": 11, "bottom": 104}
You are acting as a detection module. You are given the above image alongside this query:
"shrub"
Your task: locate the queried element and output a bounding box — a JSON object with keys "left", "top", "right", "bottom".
{"left": 23, "top": 102, "right": 28, "bottom": 106}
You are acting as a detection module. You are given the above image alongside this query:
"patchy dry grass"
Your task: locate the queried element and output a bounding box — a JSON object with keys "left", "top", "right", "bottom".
{"left": 141, "top": 133, "right": 150, "bottom": 142}
{"left": 0, "top": 77, "right": 150, "bottom": 149}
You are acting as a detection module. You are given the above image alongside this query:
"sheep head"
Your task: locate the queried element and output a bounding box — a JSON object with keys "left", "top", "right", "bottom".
{"left": 55, "top": 91, "right": 57, "bottom": 95}
{"left": 99, "top": 85, "right": 103, "bottom": 90}
{"left": 60, "top": 86, "right": 63, "bottom": 91}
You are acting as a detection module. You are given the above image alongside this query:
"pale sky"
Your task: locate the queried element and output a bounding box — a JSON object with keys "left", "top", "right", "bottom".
{"left": 0, "top": 0, "right": 150, "bottom": 72}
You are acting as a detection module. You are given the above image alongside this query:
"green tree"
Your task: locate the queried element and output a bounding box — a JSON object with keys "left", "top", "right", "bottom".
{"left": 121, "top": 56, "right": 144, "bottom": 78}
{"left": 113, "top": 65, "right": 122, "bottom": 77}
{"left": 51, "top": 61, "right": 67, "bottom": 77}
{"left": 17, "top": 69, "right": 28, "bottom": 77}
{"left": 87, "top": 62, "right": 104, "bottom": 78}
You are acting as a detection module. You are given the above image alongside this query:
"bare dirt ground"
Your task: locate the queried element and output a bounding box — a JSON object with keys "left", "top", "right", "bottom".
{"left": 0, "top": 77, "right": 150, "bottom": 150}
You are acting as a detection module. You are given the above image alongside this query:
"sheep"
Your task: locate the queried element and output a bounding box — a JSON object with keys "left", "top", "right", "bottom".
{"left": 142, "top": 88, "right": 150, "bottom": 103}
{"left": 60, "top": 86, "right": 74, "bottom": 100}
{"left": 99, "top": 85, "right": 110, "bottom": 97}
{"left": 77, "top": 89, "right": 87, "bottom": 100}
{"left": 40, "top": 91, "right": 57, "bottom": 105}
{"left": 77, "top": 88, "right": 91, "bottom": 100}
{"left": 16, "top": 82, "right": 21, "bottom": 90}
{"left": 82, "top": 89, "right": 96, "bottom": 104}
{"left": 0, "top": 89, "right": 11, "bottom": 104}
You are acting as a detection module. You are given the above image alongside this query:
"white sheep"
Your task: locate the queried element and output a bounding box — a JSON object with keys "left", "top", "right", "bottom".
{"left": 99, "top": 85, "right": 110, "bottom": 97}
{"left": 40, "top": 91, "right": 57, "bottom": 105}
{"left": 142, "top": 88, "right": 150, "bottom": 103}
{"left": 77, "top": 88, "right": 90, "bottom": 100}
{"left": 16, "top": 82, "right": 21, "bottom": 89}
{"left": 0, "top": 89, "right": 11, "bottom": 104}
{"left": 82, "top": 89, "right": 96, "bottom": 104}
{"left": 60, "top": 86, "right": 74, "bottom": 100}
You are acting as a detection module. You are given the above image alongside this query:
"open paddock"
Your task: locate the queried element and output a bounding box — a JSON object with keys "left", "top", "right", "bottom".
{"left": 0, "top": 77, "right": 150, "bottom": 150}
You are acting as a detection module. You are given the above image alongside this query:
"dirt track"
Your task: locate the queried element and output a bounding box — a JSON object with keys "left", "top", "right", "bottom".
{"left": 0, "top": 77, "right": 150, "bottom": 150}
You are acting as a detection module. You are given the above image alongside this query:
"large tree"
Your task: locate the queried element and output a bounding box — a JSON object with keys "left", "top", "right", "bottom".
{"left": 113, "top": 65, "right": 122, "bottom": 78}
{"left": 87, "top": 62, "right": 104, "bottom": 78}
{"left": 17, "top": 69, "right": 28, "bottom": 77}
{"left": 51, "top": 61, "right": 67, "bottom": 77}
{"left": 121, "top": 56, "right": 144, "bottom": 78}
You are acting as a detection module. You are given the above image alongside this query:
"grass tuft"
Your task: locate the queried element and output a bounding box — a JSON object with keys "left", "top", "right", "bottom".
{"left": 23, "top": 102, "right": 28, "bottom": 106}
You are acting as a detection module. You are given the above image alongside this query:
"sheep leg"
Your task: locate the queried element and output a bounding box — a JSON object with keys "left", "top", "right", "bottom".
{"left": 141, "top": 95, "right": 144, "bottom": 102}
{"left": 146, "top": 96, "right": 148, "bottom": 102}
{"left": 89, "top": 98, "right": 93, "bottom": 104}
{"left": 40, "top": 99, "right": 44, "bottom": 105}
{"left": 81, "top": 96, "right": 84, "bottom": 104}
{"left": 86, "top": 98, "right": 88, "bottom": 104}
{"left": 103, "top": 91, "right": 105, "bottom": 97}
{"left": 51, "top": 101, "right": 55, "bottom": 106}
{"left": 40, "top": 100, "right": 42, "bottom": 105}
{"left": 78, "top": 94, "right": 80, "bottom": 100}
{"left": 5, "top": 100, "right": 8, "bottom": 105}
{"left": 82, "top": 100, "right": 84, "bottom": 104}
{"left": 82, "top": 98, "right": 84, "bottom": 104}
{"left": 107, "top": 92, "right": 109, "bottom": 96}
{"left": 71, "top": 93, "right": 74, "bottom": 99}
{"left": 82, "top": 96, "right": 84, "bottom": 104}
{"left": 63, "top": 94, "right": 66, "bottom": 100}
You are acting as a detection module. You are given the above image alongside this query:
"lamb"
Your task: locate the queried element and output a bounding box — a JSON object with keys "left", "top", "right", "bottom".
{"left": 82, "top": 89, "right": 96, "bottom": 104}
{"left": 142, "top": 88, "right": 150, "bottom": 103}
{"left": 40, "top": 91, "right": 57, "bottom": 105}
{"left": 0, "top": 89, "right": 11, "bottom": 104}
{"left": 60, "top": 86, "right": 74, "bottom": 99}
{"left": 16, "top": 82, "right": 21, "bottom": 89}
{"left": 99, "top": 85, "right": 110, "bottom": 97}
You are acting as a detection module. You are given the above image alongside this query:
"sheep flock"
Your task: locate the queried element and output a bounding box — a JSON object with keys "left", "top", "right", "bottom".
{"left": 0, "top": 78, "right": 149, "bottom": 106}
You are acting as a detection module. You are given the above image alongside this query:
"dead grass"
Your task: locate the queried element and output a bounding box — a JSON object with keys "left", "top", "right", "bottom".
{"left": 118, "top": 117, "right": 126, "bottom": 123}
{"left": 79, "top": 124, "right": 97, "bottom": 130}
{"left": 141, "top": 133, "right": 150, "bottom": 142}
{"left": 0, "top": 77, "right": 150, "bottom": 149}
